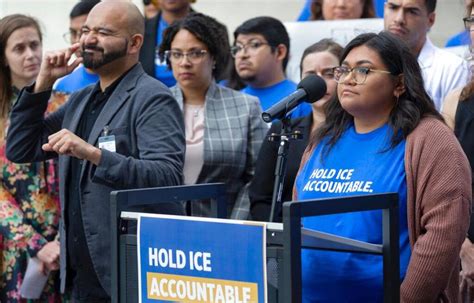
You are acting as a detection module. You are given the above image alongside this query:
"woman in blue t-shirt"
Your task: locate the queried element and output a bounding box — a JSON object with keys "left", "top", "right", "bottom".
{"left": 294, "top": 31, "right": 471, "bottom": 302}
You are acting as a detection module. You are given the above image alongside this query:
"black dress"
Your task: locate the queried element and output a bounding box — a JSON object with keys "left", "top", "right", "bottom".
{"left": 454, "top": 93, "right": 474, "bottom": 240}
{"left": 249, "top": 115, "right": 312, "bottom": 222}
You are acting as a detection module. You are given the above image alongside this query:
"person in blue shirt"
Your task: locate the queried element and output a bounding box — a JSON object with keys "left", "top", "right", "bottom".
{"left": 139, "top": 0, "right": 194, "bottom": 87}
{"left": 232, "top": 16, "right": 311, "bottom": 119}
{"left": 54, "top": 0, "right": 100, "bottom": 94}
{"left": 294, "top": 31, "right": 470, "bottom": 302}
{"left": 445, "top": 0, "right": 472, "bottom": 47}
{"left": 445, "top": 30, "right": 470, "bottom": 47}
{"left": 250, "top": 39, "right": 342, "bottom": 222}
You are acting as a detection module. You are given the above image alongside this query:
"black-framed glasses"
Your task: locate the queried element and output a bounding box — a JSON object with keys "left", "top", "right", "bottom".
{"left": 164, "top": 49, "right": 208, "bottom": 63}
{"left": 230, "top": 41, "right": 270, "bottom": 58}
{"left": 333, "top": 66, "right": 392, "bottom": 84}
{"left": 464, "top": 16, "right": 474, "bottom": 31}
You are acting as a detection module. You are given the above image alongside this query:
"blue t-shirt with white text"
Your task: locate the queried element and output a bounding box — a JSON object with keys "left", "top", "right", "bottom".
{"left": 294, "top": 123, "right": 410, "bottom": 302}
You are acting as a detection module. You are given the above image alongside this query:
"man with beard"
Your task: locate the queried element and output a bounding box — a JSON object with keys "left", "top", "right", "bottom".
{"left": 384, "top": 0, "right": 469, "bottom": 110}
{"left": 139, "top": 0, "right": 195, "bottom": 87}
{"left": 6, "top": 1, "right": 185, "bottom": 302}
{"left": 232, "top": 16, "right": 311, "bottom": 119}
{"left": 54, "top": 0, "right": 100, "bottom": 95}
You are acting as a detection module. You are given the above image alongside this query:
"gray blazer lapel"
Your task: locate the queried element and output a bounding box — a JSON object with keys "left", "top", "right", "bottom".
{"left": 86, "top": 88, "right": 130, "bottom": 146}
{"left": 62, "top": 87, "right": 95, "bottom": 186}
{"left": 79, "top": 64, "right": 142, "bottom": 179}
{"left": 86, "top": 64, "right": 142, "bottom": 146}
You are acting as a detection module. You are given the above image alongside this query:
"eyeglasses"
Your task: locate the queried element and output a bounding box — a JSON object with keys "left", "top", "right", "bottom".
{"left": 62, "top": 30, "right": 81, "bottom": 44}
{"left": 464, "top": 16, "right": 474, "bottom": 31}
{"left": 164, "top": 49, "right": 208, "bottom": 63}
{"left": 333, "top": 66, "right": 392, "bottom": 84}
{"left": 230, "top": 41, "right": 270, "bottom": 58}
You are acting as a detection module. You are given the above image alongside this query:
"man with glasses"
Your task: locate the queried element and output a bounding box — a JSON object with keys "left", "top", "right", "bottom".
{"left": 233, "top": 16, "right": 312, "bottom": 119}
{"left": 384, "top": 0, "right": 468, "bottom": 110}
{"left": 6, "top": 2, "right": 185, "bottom": 301}
{"left": 54, "top": 0, "right": 100, "bottom": 95}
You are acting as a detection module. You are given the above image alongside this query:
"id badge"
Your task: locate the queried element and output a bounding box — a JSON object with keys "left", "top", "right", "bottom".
{"left": 98, "top": 135, "right": 116, "bottom": 152}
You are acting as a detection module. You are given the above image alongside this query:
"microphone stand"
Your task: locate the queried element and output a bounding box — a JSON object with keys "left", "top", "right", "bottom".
{"left": 268, "top": 116, "right": 303, "bottom": 222}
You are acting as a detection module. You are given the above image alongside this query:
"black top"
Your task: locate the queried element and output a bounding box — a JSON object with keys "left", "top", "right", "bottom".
{"left": 454, "top": 93, "right": 474, "bottom": 241}
{"left": 66, "top": 70, "right": 129, "bottom": 300}
{"left": 139, "top": 12, "right": 160, "bottom": 78}
{"left": 139, "top": 9, "right": 195, "bottom": 78}
{"left": 249, "top": 115, "right": 313, "bottom": 222}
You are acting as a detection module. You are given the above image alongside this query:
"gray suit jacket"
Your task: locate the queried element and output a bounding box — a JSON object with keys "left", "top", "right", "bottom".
{"left": 171, "top": 82, "right": 268, "bottom": 219}
{"left": 6, "top": 64, "right": 185, "bottom": 295}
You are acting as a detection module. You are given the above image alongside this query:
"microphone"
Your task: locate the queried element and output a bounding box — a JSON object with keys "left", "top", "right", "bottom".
{"left": 261, "top": 75, "right": 327, "bottom": 122}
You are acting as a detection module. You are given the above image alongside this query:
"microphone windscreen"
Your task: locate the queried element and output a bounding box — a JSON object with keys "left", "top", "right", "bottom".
{"left": 297, "top": 75, "right": 327, "bottom": 103}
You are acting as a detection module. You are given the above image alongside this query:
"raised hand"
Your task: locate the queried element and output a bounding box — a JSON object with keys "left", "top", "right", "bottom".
{"left": 34, "top": 43, "right": 83, "bottom": 93}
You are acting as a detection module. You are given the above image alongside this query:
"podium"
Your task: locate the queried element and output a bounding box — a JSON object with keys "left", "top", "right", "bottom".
{"left": 279, "top": 193, "right": 400, "bottom": 302}
{"left": 110, "top": 183, "right": 228, "bottom": 303}
{"left": 111, "top": 186, "right": 399, "bottom": 303}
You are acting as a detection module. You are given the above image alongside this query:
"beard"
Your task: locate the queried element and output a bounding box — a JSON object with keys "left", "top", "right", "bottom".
{"left": 82, "top": 39, "right": 128, "bottom": 70}
{"left": 238, "top": 73, "right": 256, "bottom": 83}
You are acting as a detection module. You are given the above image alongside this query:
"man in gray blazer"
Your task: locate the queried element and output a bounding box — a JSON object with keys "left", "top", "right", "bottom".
{"left": 6, "top": 2, "right": 185, "bottom": 302}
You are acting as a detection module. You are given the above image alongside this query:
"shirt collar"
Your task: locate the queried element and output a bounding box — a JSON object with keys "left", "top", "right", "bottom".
{"left": 417, "top": 37, "right": 435, "bottom": 69}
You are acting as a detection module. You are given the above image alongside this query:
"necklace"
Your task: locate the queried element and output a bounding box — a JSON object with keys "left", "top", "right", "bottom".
{"left": 193, "top": 107, "right": 201, "bottom": 117}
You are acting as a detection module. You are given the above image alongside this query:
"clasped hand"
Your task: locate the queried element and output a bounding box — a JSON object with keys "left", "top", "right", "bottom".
{"left": 37, "top": 241, "right": 60, "bottom": 274}
{"left": 42, "top": 129, "right": 101, "bottom": 165}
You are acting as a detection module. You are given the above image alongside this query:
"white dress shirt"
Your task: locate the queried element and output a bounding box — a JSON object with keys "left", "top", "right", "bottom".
{"left": 418, "top": 38, "right": 469, "bottom": 111}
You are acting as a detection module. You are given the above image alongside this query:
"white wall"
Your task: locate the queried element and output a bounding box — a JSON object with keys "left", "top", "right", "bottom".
{"left": 0, "top": 0, "right": 467, "bottom": 52}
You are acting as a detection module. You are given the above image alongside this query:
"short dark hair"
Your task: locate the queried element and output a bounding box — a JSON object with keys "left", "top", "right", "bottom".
{"left": 425, "top": 0, "right": 437, "bottom": 13}
{"left": 233, "top": 16, "right": 290, "bottom": 70}
{"left": 70, "top": 0, "right": 100, "bottom": 19}
{"left": 309, "top": 31, "right": 442, "bottom": 155}
{"left": 159, "top": 12, "right": 231, "bottom": 80}
{"left": 299, "top": 39, "right": 343, "bottom": 78}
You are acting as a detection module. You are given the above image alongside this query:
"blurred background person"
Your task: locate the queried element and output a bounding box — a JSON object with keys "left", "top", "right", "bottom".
{"left": 140, "top": 0, "right": 195, "bottom": 87}
{"left": 445, "top": 0, "right": 471, "bottom": 47}
{"left": 54, "top": 0, "right": 100, "bottom": 95}
{"left": 298, "top": 0, "right": 377, "bottom": 21}
{"left": 159, "top": 12, "right": 267, "bottom": 219}
{"left": 441, "top": 0, "right": 474, "bottom": 299}
{"left": 310, "top": 0, "right": 376, "bottom": 20}
{"left": 0, "top": 14, "right": 62, "bottom": 302}
{"left": 384, "top": 0, "right": 469, "bottom": 110}
{"left": 250, "top": 39, "right": 342, "bottom": 222}
{"left": 233, "top": 16, "right": 312, "bottom": 119}
{"left": 294, "top": 31, "right": 470, "bottom": 302}
{"left": 143, "top": 0, "right": 160, "bottom": 19}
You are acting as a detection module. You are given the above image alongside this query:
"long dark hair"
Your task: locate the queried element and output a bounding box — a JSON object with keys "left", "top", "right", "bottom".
{"left": 0, "top": 14, "right": 42, "bottom": 119}
{"left": 310, "top": 0, "right": 376, "bottom": 20}
{"left": 308, "top": 31, "right": 442, "bottom": 155}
